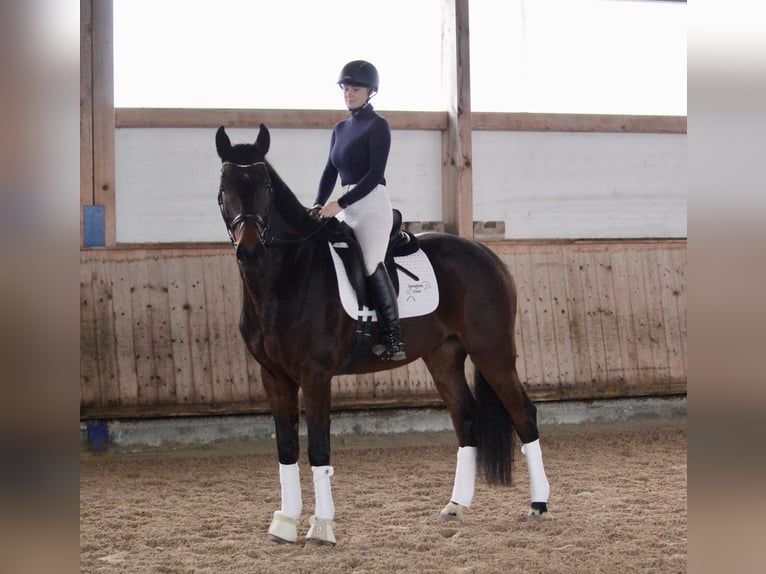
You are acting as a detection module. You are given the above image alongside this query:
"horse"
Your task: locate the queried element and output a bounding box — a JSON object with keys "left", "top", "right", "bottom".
{"left": 215, "top": 124, "right": 551, "bottom": 546}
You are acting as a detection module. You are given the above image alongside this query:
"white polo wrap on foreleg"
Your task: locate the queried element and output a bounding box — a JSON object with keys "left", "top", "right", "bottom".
{"left": 449, "top": 446, "right": 477, "bottom": 507}
{"left": 521, "top": 439, "right": 550, "bottom": 503}
{"left": 312, "top": 465, "right": 335, "bottom": 521}
{"left": 279, "top": 463, "right": 302, "bottom": 521}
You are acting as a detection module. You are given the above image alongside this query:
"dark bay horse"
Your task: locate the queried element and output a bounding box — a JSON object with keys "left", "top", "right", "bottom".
{"left": 215, "top": 124, "right": 550, "bottom": 546}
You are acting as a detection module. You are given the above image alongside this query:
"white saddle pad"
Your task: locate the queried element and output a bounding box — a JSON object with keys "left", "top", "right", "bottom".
{"left": 328, "top": 242, "right": 439, "bottom": 321}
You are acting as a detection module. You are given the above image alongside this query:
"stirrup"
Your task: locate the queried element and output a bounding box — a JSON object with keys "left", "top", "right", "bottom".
{"left": 381, "top": 344, "right": 406, "bottom": 361}
{"left": 377, "top": 331, "right": 406, "bottom": 361}
{"left": 305, "top": 515, "right": 336, "bottom": 546}
{"left": 267, "top": 511, "right": 299, "bottom": 544}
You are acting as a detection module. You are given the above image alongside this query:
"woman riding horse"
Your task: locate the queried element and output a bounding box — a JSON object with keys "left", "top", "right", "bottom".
{"left": 215, "top": 124, "right": 550, "bottom": 547}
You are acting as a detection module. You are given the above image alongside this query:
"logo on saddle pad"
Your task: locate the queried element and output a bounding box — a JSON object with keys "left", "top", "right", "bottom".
{"left": 328, "top": 243, "right": 439, "bottom": 321}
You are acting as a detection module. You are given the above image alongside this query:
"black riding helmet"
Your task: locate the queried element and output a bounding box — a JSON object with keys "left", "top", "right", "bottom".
{"left": 337, "top": 60, "right": 379, "bottom": 95}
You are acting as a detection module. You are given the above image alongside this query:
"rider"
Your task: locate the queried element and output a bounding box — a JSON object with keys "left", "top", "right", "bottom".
{"left": 312, "top": 60, "right": 406, "bottom": 362}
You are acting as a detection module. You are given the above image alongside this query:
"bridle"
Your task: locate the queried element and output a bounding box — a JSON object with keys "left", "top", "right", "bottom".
{"left": 218, "top": 161, "right": 274, "bottom": 247}
{"left": 218, "top": 160, "right": 329, "bottom": 248}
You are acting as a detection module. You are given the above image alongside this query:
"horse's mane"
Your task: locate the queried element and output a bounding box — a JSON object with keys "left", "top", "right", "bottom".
{"left": 264, "top": 161, "right": 331, "bottom": 236}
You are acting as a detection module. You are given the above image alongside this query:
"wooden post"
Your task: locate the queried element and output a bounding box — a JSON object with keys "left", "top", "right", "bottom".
{"left": 90, "top": 0, "right": 116, "bottom": 246}
{"left": 441, "top": 0, "right": 473, "bottom": 238}
{"left": 80, "top": 0, "right": 94, "bottom": 247}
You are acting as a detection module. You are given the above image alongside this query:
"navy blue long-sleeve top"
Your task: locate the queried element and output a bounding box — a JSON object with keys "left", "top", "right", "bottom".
{"left": 315, "top": 104, "right": 391, "bottom": 209}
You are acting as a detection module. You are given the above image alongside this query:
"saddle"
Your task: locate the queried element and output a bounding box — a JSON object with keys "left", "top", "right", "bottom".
{"left": 317, "top": 208, "right": 420, "bottom": 373}
{"left": 323, "top": 209, "right": 420, "bottom": 308}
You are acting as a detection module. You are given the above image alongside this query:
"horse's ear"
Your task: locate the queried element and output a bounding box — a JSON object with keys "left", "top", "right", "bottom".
{"left": 215, "top": 125, "right": 232, "bottom": 160}
{"left": 255, "top": 123, "right": 270, "bottom": 156}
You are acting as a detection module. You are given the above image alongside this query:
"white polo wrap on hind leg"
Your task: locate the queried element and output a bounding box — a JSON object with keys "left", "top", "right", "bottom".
{"left": 278, "top": 463, "right": 302, "bottom": 521}
{"left": 521, "top": 439, "right": 550, "bottom": 503}
{"left": 311, "top": 465, "right": 335, "bottom": 520}
{"left": 449, "top": 446, "right": 477, "bottom": 507}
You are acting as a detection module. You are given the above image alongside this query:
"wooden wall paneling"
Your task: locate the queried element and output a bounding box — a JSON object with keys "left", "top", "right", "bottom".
{"left": 390, "top": 364, "right": 411, "bottom": 400}
{"left": 143, "top": 253, "right": 177, "bottom": 404}
{"left": 105, "top": 255, "right": 139, "bottom": 406}
{"left": 353, "top": 368, "right": 378, "bottom": 404}
{"left": 333, "top": 374, "right": 358, "bottom": 405}
{"left": 656, "top": 248, "right": 685, "bottom": 383}
{"left": 595, "top": 247, "right": 626, "bottom": 385}
{"left": 531, "top": 248, "right": 563, "bottom": 391}
{"left": 610, "top": 248, "right": 641, "bottom": 384}
{"left": 578, "top": 249, "right": 610, "bottom": 386}
{"left": 79, "top": 243, "right": 687, "bottom": 417}
{"left": 562, "top": 249, "right": 594, "bottom": 388}
{"left": 373, "top": 367, "right": 394, "bottom": 402}
{"left": 166, "top": 257, "right": 194, "bottom": 404}
{"left": 80, "top": 257, "right": 101, "bottom": 409}
{"left": 91, "top": 258, "right": 120, "bottom": 406}
{"left": 642, "top": 247, "right": 672, "bottom": 388}
{"left": 201, "top": 254, "right": 234, "bottom": 404}
{"left": 513, "top": 247, "right": 543, "bottom": 386}
{"left": 624, "top": 247, "right": 659, "bottom": 387}
{"left": 407, "top": 358, "right": 434, "bottom": 398}
{"left": 668, "top": 247, "right": 687, "bottom": 377}
{"left": 543, "top": 247, "right": 577, "bottom": 389}
{"left": 183, "top": 256, "right": 215, "bottom": 405}
{"left": 128, "top": 255, "right": 159, "bottom": 406}
{"left": 217, "top": 256, "right": 253, "bottom": 403}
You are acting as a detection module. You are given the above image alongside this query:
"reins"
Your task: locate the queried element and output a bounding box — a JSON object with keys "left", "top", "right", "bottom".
{"left": 219, "top": 161, "right": 330, "bottom": 248}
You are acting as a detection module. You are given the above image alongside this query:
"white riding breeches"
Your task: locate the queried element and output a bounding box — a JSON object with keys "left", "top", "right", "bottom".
{"left": 337, "top": 186, "right": 393, "bottom": 276}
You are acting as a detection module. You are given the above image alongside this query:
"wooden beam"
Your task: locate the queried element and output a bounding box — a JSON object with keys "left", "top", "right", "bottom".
{"left": 114, "top": 108, "right": 686, "bottom": 134}
{"left": 80, "top": 0, "right": 94, "bottom": 247}
{"left": 472, "top": 112, "right": 687, "bottom": 134}
{"left": 441, "top": 0, "right": 473, "bottom": 238}
{"left": 115, "top": 108, "right": 448, "bottom": 131}
{"left": 91, "top": 0, "right": 116, "bottom": 246}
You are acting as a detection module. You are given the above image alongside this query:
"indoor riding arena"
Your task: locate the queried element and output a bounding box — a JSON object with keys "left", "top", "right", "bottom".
{"left": 80, "top": 2, "right": 687, "bottom": 572}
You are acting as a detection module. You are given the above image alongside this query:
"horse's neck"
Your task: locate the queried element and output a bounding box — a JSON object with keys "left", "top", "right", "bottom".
{"left": 270, "top": 176, "right": 321, "bottom": 239}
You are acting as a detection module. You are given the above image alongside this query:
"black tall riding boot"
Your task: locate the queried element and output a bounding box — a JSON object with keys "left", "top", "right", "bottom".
{"left": 366, "top": 263, "right": 407, "bottom": 361}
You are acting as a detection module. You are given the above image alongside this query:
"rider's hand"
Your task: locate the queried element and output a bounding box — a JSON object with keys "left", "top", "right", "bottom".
{"left": 318, "top": 201, "right": 343, "bottom": 219}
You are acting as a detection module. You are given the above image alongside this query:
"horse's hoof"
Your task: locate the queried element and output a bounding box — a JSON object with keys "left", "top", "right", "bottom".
{"left": 305, "top": 515, "right": 336, "bottom": 547}
{"left": 437, "top": 502, "right": 464, "bottom": 524}
{"left": 527, "top": 502, "right": 551, "bottom": 522}
{"left": 267, "top": 511, "right": 299, "bottom": 544}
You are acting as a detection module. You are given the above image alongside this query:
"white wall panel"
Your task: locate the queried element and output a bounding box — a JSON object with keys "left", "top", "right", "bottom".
{"left": 473, "top": 131, "right": 687, "bottom": 238}
{"left": 115, "top": 128, "right": 685, "bottom": 242}
{"left": 115, "top": 128, "right": 441, "bottom": 243}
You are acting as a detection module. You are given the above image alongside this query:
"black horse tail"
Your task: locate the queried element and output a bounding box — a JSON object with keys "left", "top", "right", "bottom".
{"left": 474, "top": 367, "right": 515, "bottom": 485}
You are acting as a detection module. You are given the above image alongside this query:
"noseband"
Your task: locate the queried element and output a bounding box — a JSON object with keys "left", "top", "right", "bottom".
{"left": 218, "top": 161, "right": 275, "bottom": 247}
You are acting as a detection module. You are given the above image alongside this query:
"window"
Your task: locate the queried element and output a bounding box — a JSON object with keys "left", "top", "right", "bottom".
{"left": 114, "top": 0, "right": 686, "bottom": 115}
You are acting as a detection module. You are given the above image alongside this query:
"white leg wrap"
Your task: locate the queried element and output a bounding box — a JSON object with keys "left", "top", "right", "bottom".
{"left": 449, "top": 446, "right": 477, "bottom": 507}
{"left": 521, "top": 439, "right": 550, "bottom": 503}
{"left": 279, "top": 463, "right": 302, "bottom": 521}
{"left": 311, "top": 465, "right": 335, "bottom": 521}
